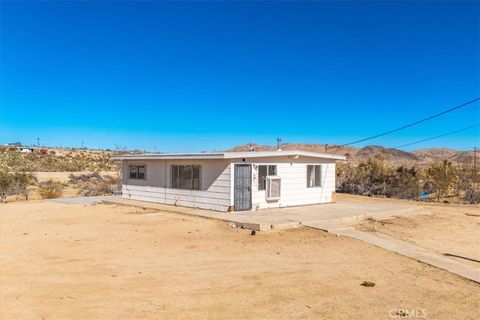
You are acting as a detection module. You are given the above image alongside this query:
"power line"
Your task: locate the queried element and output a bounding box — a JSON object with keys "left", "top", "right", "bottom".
{"left": 446, "top": 151, "right": 466, "bottom": 161}
{"left": 393, "top": 124, "right": 480, "bottom": 149}
{"left": 340, "top": 97, "right": 480, "bottom": 147}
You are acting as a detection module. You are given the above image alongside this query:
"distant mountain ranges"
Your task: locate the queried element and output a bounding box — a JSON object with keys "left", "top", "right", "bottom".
{"left": 229, "top": 143, "right": 476, "bottom": 166}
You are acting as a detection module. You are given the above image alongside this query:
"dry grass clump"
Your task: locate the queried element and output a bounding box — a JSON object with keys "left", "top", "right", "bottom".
{"left": 38, "top": 180, "right": 64, "bottom": 199}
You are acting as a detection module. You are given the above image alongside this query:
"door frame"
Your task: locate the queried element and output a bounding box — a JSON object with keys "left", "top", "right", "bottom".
{"left": 233, "top": 163, "right": 252, "bottom": 212}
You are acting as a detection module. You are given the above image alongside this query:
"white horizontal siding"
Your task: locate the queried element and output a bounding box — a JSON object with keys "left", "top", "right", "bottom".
{"left": 122, "top": 160, "right": 231, "bottom": 212}
{"left": 123, "top": 185, "right": 230, "bottom": 203}
{"left": 123, "top": 192, "right": 228, "bottom": 212}
{"left": 250, "top": 162, "right": 336, "bottom": 209}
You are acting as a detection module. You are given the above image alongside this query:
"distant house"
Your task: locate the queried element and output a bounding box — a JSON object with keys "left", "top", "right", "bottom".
{"left": 19, "top": 147, "right": 35, "bottom": 153}
{"left": 112, "top": 150, "right": 346, "bottom": 212}
{"left": 0, "top": 144, "right": 35, "bottom": 153}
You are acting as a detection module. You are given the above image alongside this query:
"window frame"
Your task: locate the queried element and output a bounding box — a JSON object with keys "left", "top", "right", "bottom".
{"left": 171, "top": 164, "right": 202, "bottom": 190}
{"left": 266, "top": 176, "right": 281, "bottom": 200}
{"left": 307, "top": 165, "right": 322, "bottom": 188}
{"left": 258, "top": 164, "right": 277, "bottom": 191}
{"left": 129, "top": 163, "right": 147, "bottom": 180}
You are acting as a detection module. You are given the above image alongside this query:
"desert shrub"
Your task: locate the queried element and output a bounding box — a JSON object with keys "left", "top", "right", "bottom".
{"left": 337, "top": 159, "right": 392, "bottom": 197}
{"left": 386, "top": 166, "right": 421, "bottom": 199}
{"left": 427, "top": 160, "right": 456, "bottom": 202}
{"left": 10, "top": 172, "right": 37, "bottom": 200}
{"left": 337, "top": 158, "right": 480, "bottom": 203}
{"left": 69, "top": 172, "right": 103, "bottom": 183}
{"left": 337, "top": 160, "right": 422, "bottom": 199}
{"left": 38, "top": 180, "right": 64, "bottom": 199}
{"left": 0, "top": 171, "right": 36, "bottom": 202}
{"left": 463, "top": 188, "right": 480, "bottom": 204}
{"left": 0, "top": 171, "right": 13, "bottom": 202}
{"left": 69, "top": 172, "right": 121, "bottom": 196}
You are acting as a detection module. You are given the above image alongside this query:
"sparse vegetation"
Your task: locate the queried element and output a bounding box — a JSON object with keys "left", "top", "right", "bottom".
{"left": 337, "top": 158, "right": 479, "bottom": 204}
{"left": 38, "top": 180, "right": 64, "bottom": 199}
{"left": 0, "top": 147, "right": 117, "bottom": 172}
{"left": 0, "top": 147, "right": 128, "bottom": 201}
{"left": 336, "top": 158, "right": 420, "bottom": 199}
{"left": 68, "top": 172, "right": 121, "bottom": 196}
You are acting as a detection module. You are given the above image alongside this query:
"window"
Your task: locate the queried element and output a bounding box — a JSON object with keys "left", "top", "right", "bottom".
{"left": 266, "top": 176, "right": 281, "bottom": 200}
{"left": 129, "top": 164, "right": 146, "bottom": 180}
{"left": 258, "top": 165, "right": 277, "bottom": 190}
{"left": 171, "top": 165, "right": 201, "bottom": 190}
{"left": 307, "top": 165, "right": 321, "bottom": 188}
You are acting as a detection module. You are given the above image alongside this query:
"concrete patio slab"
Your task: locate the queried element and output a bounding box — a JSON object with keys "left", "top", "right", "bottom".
{"left": 50, "top": 195, "right": 121, "bottom": 205}
{"left": 101, "top": 197, "right": 424, "bottom": 231}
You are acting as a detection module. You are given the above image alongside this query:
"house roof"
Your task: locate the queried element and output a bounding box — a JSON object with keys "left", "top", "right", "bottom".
{"left": 111, "top": 150, "right": 346, "bottom": 161}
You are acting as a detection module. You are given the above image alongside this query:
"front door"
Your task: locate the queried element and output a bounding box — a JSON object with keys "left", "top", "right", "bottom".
{"left": 234, "top": 164, "right": 252, "bottom": 211}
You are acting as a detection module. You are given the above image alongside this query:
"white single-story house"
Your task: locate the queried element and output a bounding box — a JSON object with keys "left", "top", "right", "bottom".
{"left": 112, "top": 150, "right": 346, "bottom": 212}
{"left": 19, "top": 147, "right": 35, "bottom": 153}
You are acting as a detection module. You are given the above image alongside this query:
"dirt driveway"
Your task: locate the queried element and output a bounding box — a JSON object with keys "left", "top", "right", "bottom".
{"left": 1, "top": 200, "right": 479, "bottom": 319}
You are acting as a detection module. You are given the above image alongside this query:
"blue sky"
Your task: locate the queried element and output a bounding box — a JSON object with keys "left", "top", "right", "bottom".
{"left": 1, "top": 1, "right": 479, "bottom": 152}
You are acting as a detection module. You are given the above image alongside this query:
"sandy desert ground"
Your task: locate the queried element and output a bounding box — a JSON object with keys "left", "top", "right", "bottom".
{"left": 1, "top": 199, "right": 479, "bottom": 320}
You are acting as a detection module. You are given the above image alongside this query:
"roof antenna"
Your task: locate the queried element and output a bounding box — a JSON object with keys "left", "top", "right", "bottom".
{"left": 277, "top": 138, "right": 282, "bottom": 151}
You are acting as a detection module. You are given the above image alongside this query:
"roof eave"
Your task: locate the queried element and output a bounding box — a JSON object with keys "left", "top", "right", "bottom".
{"left": 111, "top": 151, "right": 346, "bottom": 161}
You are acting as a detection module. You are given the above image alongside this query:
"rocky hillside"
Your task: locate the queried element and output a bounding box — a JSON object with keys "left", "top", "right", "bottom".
{"left": 0, "top": 147, "right": 142, "bottom": 172}
{"left": 229, "top": 143, "right": 476, "bottom": 166}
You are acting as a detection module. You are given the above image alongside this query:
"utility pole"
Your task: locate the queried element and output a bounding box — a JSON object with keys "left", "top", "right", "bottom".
{"left": 474, "top": 147, "right": 477, "bottom": 184}
{"left": 81, "top": 141, "right": 84, "bottom": 149}
{"left": 37, "top": 138, "right": 40, "bottom": 147}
